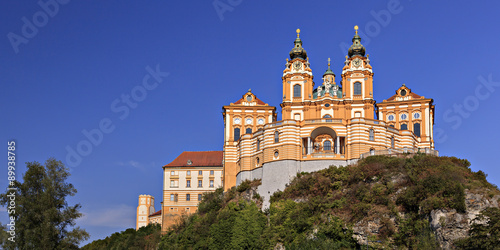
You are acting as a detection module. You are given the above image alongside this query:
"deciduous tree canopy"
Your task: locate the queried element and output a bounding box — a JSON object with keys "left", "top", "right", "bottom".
{"left": 0, "top": 158, "right": 88, "bottom": 249}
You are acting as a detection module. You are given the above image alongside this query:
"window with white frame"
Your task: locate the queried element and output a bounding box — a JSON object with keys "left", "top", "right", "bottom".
{"left": 354, "top": 82, "right": 362, "bottom": 95}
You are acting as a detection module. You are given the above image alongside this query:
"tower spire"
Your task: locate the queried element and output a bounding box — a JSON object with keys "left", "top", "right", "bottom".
{"left": 348, "top": 25, "right": 366, "bottom": 58}
{"left": 289, "top": 28, "right": 307, "bottom": 60}
{"left": 323, "top": 57, "right": 335, "bottom": 76}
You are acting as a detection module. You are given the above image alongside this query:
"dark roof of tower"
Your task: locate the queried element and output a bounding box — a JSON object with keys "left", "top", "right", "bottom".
{"left": 289, "top": 29, "right": 307, "bottom": 60}
{"left": 348, "top": 25, "right": 366, "bottom": 58}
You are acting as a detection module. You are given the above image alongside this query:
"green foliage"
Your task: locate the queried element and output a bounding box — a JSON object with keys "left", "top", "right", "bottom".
{"left": 82, "top": 223, "right": 161, "bottom": 250}
{"left": 160, "top": 199, "right": 266, "bottom": 249}
{"left": 197, "top": 188, "right": 224, "bottom": 215}
{"left": 396, "top": 156, "right": 467, "bottom": 214}
{"left": 0, "top": 158, "right": 88, "bottom": 249}
{"left": 393, "top": 214, "right": 440, "bottom": 248}
{"left": 236, "top": 180, "right": 251, "bottom": 192}
{"left": 455, "top": 207, "right": 500, "bottom": 250}
{"left": 153, "top": 154, "right": 498, "bottom": 249}
{"left": 286, "top": 216, "right": 358, "bottom": 249}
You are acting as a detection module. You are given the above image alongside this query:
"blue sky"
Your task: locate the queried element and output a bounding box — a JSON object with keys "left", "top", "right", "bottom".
{"left": 1, "top": 0, "right": 499, "bottom": 245}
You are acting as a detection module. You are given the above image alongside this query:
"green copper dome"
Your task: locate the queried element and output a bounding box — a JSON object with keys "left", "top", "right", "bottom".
{"left": 323, "top": 58, "right": 335, "bottom": 76}
{"left": 289, "top": 29, "right": 307, "bottom": 60}
{"left": 348, "top": 25, "right": 366, "bottom": 58}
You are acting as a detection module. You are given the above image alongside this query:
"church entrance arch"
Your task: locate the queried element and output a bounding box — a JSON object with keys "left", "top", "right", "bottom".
{"left": 303, "top": 126, "right": 344, "bottom": 155}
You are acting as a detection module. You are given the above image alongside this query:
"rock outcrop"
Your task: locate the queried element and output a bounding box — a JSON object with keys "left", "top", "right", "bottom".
{"left": 430, "top": 192, "right": 500, "bottom": 249}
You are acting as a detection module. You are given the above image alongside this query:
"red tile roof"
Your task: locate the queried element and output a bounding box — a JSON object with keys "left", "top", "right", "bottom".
{"left": 233, "top": 97, "right": 266, "bottom": 105}
{"left": 149, "top": 210, "right": 161, "bottom": 217}
{"left": 163, "top": 151, "right": 223, "bottom": 168}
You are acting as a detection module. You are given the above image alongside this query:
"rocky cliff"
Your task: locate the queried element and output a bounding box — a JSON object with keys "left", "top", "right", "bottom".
{"left": 159, "top": 154, "right": 500, "bottom": 249}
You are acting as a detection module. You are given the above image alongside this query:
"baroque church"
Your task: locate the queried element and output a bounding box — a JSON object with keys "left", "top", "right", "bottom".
{"left": 137, "top": 26, "right": 437, "bottom": 231}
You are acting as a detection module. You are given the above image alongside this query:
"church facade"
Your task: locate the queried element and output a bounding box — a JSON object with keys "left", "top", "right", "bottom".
{"left": 222, "top": 27, "right": 436, "bottom": 196}
{"left": 137, "top": 26, "right": 437, "bottom": 230}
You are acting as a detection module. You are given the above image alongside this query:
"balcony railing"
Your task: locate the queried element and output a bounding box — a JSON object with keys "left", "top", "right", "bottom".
{"left": 303, "top": 146, "right": 346, "bottom": 159}
{"left": 305, "top": 118, "right": 343, "bottom": 124}
{"left": 360, "top": 147, "right": 439, "bottom": 159}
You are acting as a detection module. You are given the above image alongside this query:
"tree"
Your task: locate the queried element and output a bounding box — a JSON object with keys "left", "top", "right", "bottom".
{"left": 455, "top": 207, "right": 500, "bottom": 250}
{"left": 0, "top": 158, "right": 89, "bottom": 249}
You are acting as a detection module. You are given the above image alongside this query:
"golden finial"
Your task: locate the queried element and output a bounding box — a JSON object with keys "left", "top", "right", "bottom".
{"left": 286, "top": 58, "right": 289, "bottom": 62}
{"left": 354, "top": 25, "right": 359, "bottom": 35}
{"left": 248, "top": 88, "right": 252, "bottom": 92}
{"left": 328, "top": 58, "right": 331, "bottom": 67}
{"left": 296, "top": 28, "right": 301, "bottom": 38}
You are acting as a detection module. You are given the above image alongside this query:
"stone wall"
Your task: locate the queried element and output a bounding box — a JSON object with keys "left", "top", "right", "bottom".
{"left": 236, "top": 159, "right": 357, "bottom": 208}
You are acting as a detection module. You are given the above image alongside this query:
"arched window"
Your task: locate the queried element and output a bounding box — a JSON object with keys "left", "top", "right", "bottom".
{"left": 413, "top": 123, "right": 421, "bottom": 137}
{"left": 246, "top": 128, "right": 252, "bottom": 134}
{"left": 354, "top": 82, "right": 362, "bottom": 95}
{"left": 324, "top": 140, "right": 332, "bottom": 151}
{"left": 391, "top": 137, "right": 395, "bottom": 148}
{"left": 274, "top": 130, "right": 279, "bottom": 143}
{"left": 369, "top": 129, "right": 374, "bottom": 141}
{"left": 323, "top": 114, "right": 332, "bottom": 122}
{"left": 257, "top": 140, "right": 260, "bottom": 151}
{"left": 234, "top": 128, "right": 240, "bottom": 141}
{"left": 293, "top": 84, "right": 301, "bottom": 97}
{"left": 401, "top": 124, "right": 408, "bottom": 130}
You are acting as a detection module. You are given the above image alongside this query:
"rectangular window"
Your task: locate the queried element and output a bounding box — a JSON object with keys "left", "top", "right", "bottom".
{"left": 198, "top": 170, "right": 202, "bottom": 175}
{"left": 234, "top": 128, "right": 240, "bottom": 141}
{"left": 186, "top": 194, "right": 190, "bottom": 201}
{"left": 210, "top": 170, "right": 214, "bottom": 175}
{"left": 198, "top": 180, "right": 203, "bottom": 187}
{"left": 170, "top": 180, "right": 178, "bottom": 188}
{"left": 198, "top": 194, "right": 202, "bottom": 201}
{"left": 187, "top": 170, "right": 191, "bottom": 176}
{"left": 354, "top": 82, "right": 362, "bottom": 95}
{"left": 293, "top": 84, "right": 301, "bottom": 97}
{"left": 210, "top": 180, "right": 214, "bottom": 187}
{"left": 170, "top": 171, "right": 175, "bottom": 175}
{"left": 170, "top": 194, "right": 174, "bottom": 201}
{"left": 186, "top": 180, "right": 191, "bottom": 188}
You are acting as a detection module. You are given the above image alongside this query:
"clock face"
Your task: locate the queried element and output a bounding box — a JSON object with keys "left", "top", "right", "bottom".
{"left": 234, "top": 118, "right": 241, "bottom": 124}
{"left": 246, "top": 95, "right": 252, "bottom": 102}
{"left": 293, "top": 61, "right": 302, "bottom": 71}
{"left": 353, "top": 58, "right": 362, "bottom": 68}
{"left": 246, "top": 118, "right": 252, "bottom": 125}
{"left": 258, "top": 119, "right": 264, "bottom": 125}
{"left": 400, "top": 90, "right": 407, "bottom": 96}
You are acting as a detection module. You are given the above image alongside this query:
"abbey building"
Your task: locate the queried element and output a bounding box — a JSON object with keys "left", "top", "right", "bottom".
{"left": 137, "top": 26, "right": 437, "bottom": 231}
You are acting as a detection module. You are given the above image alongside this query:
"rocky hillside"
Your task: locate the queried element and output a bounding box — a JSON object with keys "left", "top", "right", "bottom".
{"left": 268, "top": 154, "right": 500, "bottom": 249}
{"left": 94, "top": 154, "right": 500, "bottom": 249}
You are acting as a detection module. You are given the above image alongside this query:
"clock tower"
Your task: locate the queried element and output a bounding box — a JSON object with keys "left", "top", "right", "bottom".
{"left": 341, "top": 26, "right": 375, "bottom": 119}
{"left": 281, "top": 29, "right": 315, "bottom": 121}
